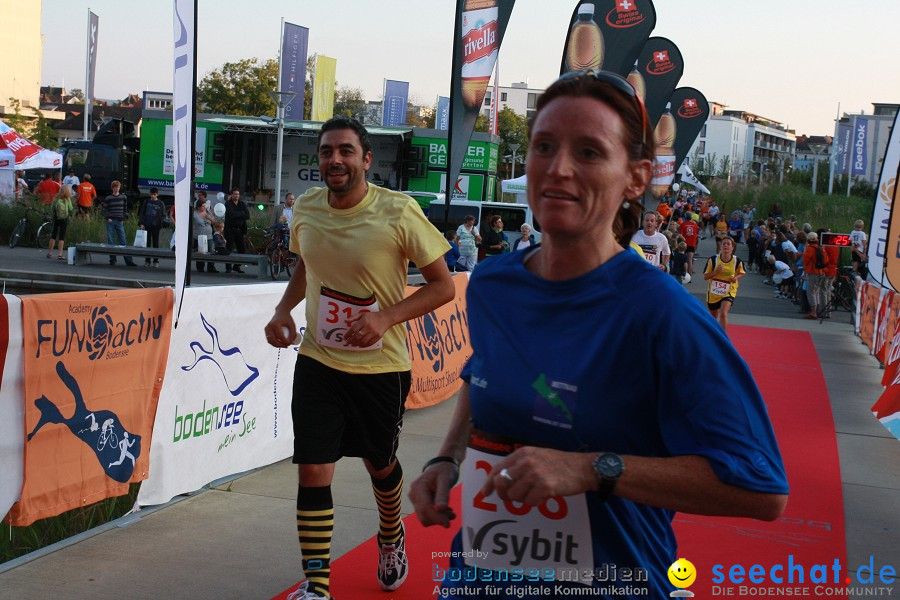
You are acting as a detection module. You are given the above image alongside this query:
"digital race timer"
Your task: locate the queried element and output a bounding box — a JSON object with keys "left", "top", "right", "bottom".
{"left": 819, "top": 233, "right": 852, "bottom": 247}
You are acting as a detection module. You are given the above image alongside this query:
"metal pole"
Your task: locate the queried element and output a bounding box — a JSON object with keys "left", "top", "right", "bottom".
{"left": 812, "top": 159, "right": 818, "bottom": 194}
{"left": 275, "top": 101, "right": 285, "bottom": 209}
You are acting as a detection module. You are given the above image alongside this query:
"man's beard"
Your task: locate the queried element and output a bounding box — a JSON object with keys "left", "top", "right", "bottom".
{"left": 325, "top": 167, "right": 361, "bottom": 194}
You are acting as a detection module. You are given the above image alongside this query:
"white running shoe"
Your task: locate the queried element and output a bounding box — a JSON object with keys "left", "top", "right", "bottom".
{"left": 376, "top": 521, "right": 408, "bottom": 591}
{"left": 287, "top": 581, "right": 329, "bottom": 600}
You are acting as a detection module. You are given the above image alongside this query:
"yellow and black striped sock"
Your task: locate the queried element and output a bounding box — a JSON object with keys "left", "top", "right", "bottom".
{"left": 297, "top": 485, "right": 333, "bottom": 599}
{"left": 371, "top": 462, "right": 404, "bottom": 546}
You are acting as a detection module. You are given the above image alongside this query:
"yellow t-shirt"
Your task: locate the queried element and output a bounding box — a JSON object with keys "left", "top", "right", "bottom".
{"left": 290, "top": 186, "right": 450, "bottom": 373}
{"left": 704, "top": 254, "right": 745, "bottom": 302}
{"left": 715, "top": 220, "right": 728, "bottom": 239}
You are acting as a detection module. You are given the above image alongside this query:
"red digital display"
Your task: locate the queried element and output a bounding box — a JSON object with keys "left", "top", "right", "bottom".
{"left": 820, "top": 233, "right": 852, "bottom": 247}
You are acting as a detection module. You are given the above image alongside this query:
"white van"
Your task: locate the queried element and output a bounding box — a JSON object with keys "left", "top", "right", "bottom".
{"left": 427, "top": 198, "right": 541, "bottom": 251}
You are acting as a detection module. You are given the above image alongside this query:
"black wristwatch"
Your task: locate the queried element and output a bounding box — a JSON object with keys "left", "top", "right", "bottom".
{"left": 592, "top": 452, "right": 624, "bottom": 502}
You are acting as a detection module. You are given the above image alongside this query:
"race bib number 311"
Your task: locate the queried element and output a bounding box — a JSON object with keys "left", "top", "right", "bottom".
{"left": 461, "top": 431, "right": 593, "bottom": 582}
{"left": 316, "top": 286, "right": 382, "bottom": 351}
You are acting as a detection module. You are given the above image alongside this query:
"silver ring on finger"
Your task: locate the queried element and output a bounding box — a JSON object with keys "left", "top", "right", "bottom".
{"left": 498, "top": 468, "right": 513, "bottom": 484}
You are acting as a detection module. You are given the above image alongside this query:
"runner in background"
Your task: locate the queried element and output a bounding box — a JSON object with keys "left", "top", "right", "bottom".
{"left": 631, "top": 211, "right": 670, "bottom": 271}
{"left": 704, "top": 236, "right": 745, "bottom": 330}
{"left": 678, "top": 211, "right": 700, "bottom": 277}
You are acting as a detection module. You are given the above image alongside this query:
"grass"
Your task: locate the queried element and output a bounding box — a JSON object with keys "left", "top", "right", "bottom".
{"left": 708, "top": 180, "right": 876, "bottom": 234}
{"left": 1, "top": 483, "right": 141, "bottom": 563}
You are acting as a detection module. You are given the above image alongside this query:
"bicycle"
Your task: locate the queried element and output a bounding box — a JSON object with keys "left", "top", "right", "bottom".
{"left": 9, "top": 205, "right": 53, "bottom": 250}
{"left": 243, "top": 226, "right": 272, "bottom": 256}
{"left": 820, "top": 267, "right": 856, "bottom": 322}
{"left": 267, "top": 234, "right": 295, "bottom": 280}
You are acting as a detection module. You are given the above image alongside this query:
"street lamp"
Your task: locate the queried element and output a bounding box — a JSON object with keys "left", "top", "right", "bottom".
{"left": 509, "top": 143, "right": 520, "bottom": 180}
{"left": 268, "top": 90, "right": 297, "bottom": 208}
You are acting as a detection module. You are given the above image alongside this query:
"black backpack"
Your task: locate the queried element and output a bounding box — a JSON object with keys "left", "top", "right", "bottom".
{"left": 814, "top": 245, "right": 826, "bottom": 270}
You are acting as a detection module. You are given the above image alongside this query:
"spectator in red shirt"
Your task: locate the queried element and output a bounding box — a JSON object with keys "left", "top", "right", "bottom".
{"left": 678, "top": 210, "right": 700, "bottom": 276}
{"left": 821, "top": 229, "right": 839, "bottom": 311}
{"left": 34, "top": 173, "right": 61, "bottom": 205}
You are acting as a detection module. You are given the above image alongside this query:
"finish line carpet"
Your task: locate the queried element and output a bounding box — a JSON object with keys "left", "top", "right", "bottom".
{"left": 275, "top": 325, "right": 846, "bottom": 599}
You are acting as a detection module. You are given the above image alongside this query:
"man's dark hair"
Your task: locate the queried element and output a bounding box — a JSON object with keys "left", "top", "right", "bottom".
{"left": 150, "top": 187, "right": 159, "bottom": 195}
{"left": 318, "top": 116, "right": 372, "bottom": 156}
{"left": 198, "top": 190, "right": 208, "bottom": 199}
{"left": 230, "top": 188, "right": 239, "bottom": 195}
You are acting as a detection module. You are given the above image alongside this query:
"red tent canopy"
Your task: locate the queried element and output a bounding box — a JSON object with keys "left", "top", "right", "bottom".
{"left": 0, "top": 119, "right": 62, "bottom": 170}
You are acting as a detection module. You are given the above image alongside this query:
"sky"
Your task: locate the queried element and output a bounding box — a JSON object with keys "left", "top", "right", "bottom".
{"left": 40, "top": 0, "right": 900, "bottom": 137}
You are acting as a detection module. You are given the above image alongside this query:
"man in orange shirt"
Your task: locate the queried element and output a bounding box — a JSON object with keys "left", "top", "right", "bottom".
{"left": 76, "top": 173, "right": 97, "bottom": 219}
{"left": 35, "top": 173, "right": 61, "bottom": 205}
{"left": 678, "top": 210, "right": 700, "bottom": 277}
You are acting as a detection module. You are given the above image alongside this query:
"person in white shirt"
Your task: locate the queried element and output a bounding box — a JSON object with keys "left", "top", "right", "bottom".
{"left": 15, "top": 170, "right": 29, "bottom": 201}
{"left": 62, "top": 169, "right": 80, "bottom": 188}
{"left": 515, "top": 223, "right": 534, "bottom": 251}
{"left": 631, "top": 211, "right": 670, "bottom": 270}
{"left": 849, "top": 219, "right": 868, "bottom": 273}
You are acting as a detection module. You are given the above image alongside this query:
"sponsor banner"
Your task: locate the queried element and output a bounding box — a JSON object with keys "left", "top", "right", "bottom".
{"left": 414, "top": 136, "right": 498, "bottom": 172}
{"left": 405, "top": 274, "right": 472, "bottom": 408}
{"left": 560, "top": 0, "right": 656, "bottom": 77}
{"left": 669, "top": 87, "right": 710, "bottom": 175}
{"left": 872, "top": 383, "right": 900, "bottom": 441}
{"left": 852, "top": 116, "right": 869, "bottom": 176}
{"left": 875, "top": 111, "right": 900, "bottom": 289}
{"left": 836, "top": 123, "right": 852, "bottom": 176}
{"left": 163, "top": 125, "right": 206, "bottom": 178}
{"left": 633, "top": 37, "right": 682, "bottom": 127}
{"left": 0, "top": 295, "right": 24, "bottom": 520}
{"left": 311, "top": 55, "right": 336, "bottom": 122}
{"left": 8, "top": 289, "right": 173, "bottom": 526}
{"left": 138, "top": 285, "right": 301, "bottom": 506}
{"left": 860, "top": 282, "right": 881, "bottom": 353}
{"left": 382, "top": 79, "right": 410, "bottom": 127}
{"left": 437, "top": 96, "right": 451, "bottom": 131}
{"left": 172, "top": 0, "right": 196, "bottom": 325}
{"left": 881, "top": 292, "right": 900, "bottom": 386}
{"left": 855, "top": 281, "right": 867, "bottom": 335}
{"left": 86, "top": 10, "right": 99, "bottom": 129}
{"left": 874, "top": 289, "right": 894, "bottom": 364}
{"left": 446, "top": 0, "right": 515, "bottom": 211}
{"left": 280, "top": 22, "right": 309, "bottom": 120}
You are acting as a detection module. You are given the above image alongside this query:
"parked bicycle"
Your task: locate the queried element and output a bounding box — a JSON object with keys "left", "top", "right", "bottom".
{"left": 9, "top": 205, "right": 52, "bottom": 250}
{"left": 267, "top": 233, "right": 295, "bottom": 280}
{"left": 821, "top": 266, "right": 857, "bottom": 321}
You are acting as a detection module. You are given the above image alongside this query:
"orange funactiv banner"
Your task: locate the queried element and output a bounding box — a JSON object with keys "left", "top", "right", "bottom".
{"left": 405, "top": 273, "right": 471, "bottom": 409}
{"left": 874, "top": 290, "right": 894, "bottom": 364}
{"left": 8, "top": 289, "right": 173, "bottom": 526}
{"left": 860, "top": 284, "right": 881, "bottom": 353}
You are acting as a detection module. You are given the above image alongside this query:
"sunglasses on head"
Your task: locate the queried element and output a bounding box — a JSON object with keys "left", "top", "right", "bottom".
{"left": 556, "top": 68, "right": 649, "bottom": 153}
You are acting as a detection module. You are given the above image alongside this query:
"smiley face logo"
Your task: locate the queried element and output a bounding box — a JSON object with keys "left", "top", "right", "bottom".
{"left": 668, "top": 558, "right": 696, "bottom": 589}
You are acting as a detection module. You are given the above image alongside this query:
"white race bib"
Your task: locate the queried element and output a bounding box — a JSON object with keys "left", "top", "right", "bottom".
{"left": 710, "top": 279, "right": 730, "bottom": 296}
{"left": 460, "top": 431, "right": 594, "bottom": 582}
{"left": 316, "top": 286, "right": 382, "bottom": 351}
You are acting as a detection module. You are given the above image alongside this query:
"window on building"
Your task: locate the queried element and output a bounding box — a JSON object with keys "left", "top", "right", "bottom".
{"left": 697, "top": 141, "right": 706, "bottom": 155}
{"left": 501, "top": 92, "right": 507, "bottom": 101}
{"left": 484, "top": 92, "right": 492, "bottom": 106}
{"left": 700, "top": 125, "right": 707, "bottom": 138}
{"left": 526, "top": 110, "right": 536, "bottom": 120}
{"left": 527, "top": 93, "right": 539, "bottom": 109}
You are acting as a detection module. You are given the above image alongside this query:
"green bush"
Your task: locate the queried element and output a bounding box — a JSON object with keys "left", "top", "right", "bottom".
{"left": 709, "top": 181, "right": 875, "bottom": 234}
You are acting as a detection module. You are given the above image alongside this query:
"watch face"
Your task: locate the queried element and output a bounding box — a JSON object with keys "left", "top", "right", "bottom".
{"left": 597, "top": 453, "right": 624, "bottom": 478}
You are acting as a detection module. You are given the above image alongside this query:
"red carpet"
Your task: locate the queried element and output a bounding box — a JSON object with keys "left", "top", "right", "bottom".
{"left": 275, "top": 325, "right": 846, "bottom": 599}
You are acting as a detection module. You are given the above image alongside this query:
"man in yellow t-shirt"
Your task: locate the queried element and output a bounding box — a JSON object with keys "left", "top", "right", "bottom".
{"left": 264, "top": 117, "right": 453, "bottom": 600}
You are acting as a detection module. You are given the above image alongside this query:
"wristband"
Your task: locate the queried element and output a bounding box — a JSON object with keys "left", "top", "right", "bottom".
{"left": 422, "top": 456, "right": 460, "bottom": 472}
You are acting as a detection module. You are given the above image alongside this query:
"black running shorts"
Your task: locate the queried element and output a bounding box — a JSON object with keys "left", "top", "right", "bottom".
{"left": 292, "top": 354, "right": 411, "bottom": 470}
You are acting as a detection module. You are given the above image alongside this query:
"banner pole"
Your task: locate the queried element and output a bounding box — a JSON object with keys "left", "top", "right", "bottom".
{"left": 847, "top": 114, "right": 856, "bottom": 198}
{"left": 83, "top": 9, "right": 90, "bottom": 141}
{"left": 828, "top": 102, "right": 839, "bottom": 195}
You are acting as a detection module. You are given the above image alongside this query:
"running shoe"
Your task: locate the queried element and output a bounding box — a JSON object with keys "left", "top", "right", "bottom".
{"left": 287, "top": 580, "right": 330, "bottom": 600}
{"left": 377, "top": 521, "right": 408, "bottom": 591}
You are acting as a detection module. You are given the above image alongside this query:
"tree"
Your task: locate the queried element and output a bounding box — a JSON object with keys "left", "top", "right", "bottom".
{"left": 717, "top": 155, "right": 731, "bottom": 179}
{"left": 197, "top": 58, "right": 278, "bottom": 116}
{"left": 5, "top": 98, "right": 29, "bottom": 133}
{"left": 303, "top": 55, "right": 314, "bottom": 120}
{"left": 497, "top": 107, "right": 529, "bottom": 172}
{"left": 32, "top": 111, "right": 59, "bottom": 150}
{"left": 69, "top": 88, "right": 85, "bottom": 102}
{"left": 473, "top": 113, "right": 490, "bottom": 133}
{"left": 333, "top": 86, "right": 368, "bottom": 122}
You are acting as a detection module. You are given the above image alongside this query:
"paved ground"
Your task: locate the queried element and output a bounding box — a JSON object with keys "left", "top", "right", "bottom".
{"left": 0, "top": 234, "right": 897, "bottom": 599}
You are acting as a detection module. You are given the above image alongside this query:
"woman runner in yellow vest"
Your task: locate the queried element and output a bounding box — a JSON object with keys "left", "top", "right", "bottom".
{"left": 703, "top": 236, "right": 745, "bottom": 330}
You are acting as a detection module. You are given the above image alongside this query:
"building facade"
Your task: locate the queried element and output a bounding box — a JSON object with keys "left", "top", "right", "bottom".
{"left": 481, "top": 82, "right": 544, "bottom": 122}
{"left": 1, "top": 0, "right": 42, "bottom": 115}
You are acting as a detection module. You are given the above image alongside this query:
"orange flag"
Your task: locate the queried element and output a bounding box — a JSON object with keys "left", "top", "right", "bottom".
{"left": 8, "top": 289, "right": 172, "bottom": 526}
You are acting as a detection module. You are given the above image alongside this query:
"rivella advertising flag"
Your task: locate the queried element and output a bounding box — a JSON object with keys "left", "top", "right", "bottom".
{"left": 280, "top": 22, "right": 309, "bottom": 120}
{"left": 560, "top": 0, "right": 656, "bottom": 77}
{"left": 876, "top": 110, "right": 900, "bottom": 290}
{"left": 382, "top": 79, "right": 410, "bottom": 127}
{"left": 446, "top": 0, "right": 516, "bottom": 209}
{"left": 852, "top": 116, "right": 870, "bottom": 176}
{"left": 629, "top": 37, "right": 683, "bottom": 127}
{"left": 8, "top": 289, "right": 173, "bottom": 526}
{"left": 650, "top": 88, "right": 708, "bottom": 199}
{"left": 311, "top": 55, "right": 336, "bottom": 122}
